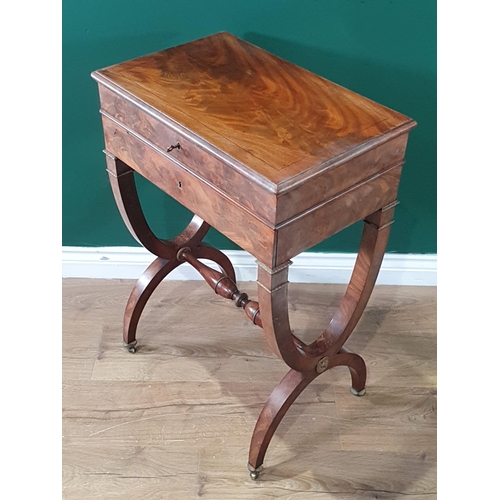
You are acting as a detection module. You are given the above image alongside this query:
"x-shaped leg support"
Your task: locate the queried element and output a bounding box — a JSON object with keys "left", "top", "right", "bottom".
{"left": 106, "top": 152, "right": 395, "bottom": 479}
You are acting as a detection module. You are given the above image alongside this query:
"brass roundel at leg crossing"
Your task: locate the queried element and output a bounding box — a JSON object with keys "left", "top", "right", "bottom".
{"left": 316, "top": 356, "right": 329, "bottom": 373}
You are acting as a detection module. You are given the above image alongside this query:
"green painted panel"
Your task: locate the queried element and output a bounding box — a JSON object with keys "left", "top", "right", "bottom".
{"left": 63, "top": 0, "right": 436, "bottom": 253}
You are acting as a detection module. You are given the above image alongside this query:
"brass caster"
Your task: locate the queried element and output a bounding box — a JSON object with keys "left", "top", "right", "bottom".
{"left": 248, "top": 464, "right": 263, "bottom": 481}
{"left": 123, "top": 340, "right": 137, "bottom": 354}
{"left": 350, "top": 387, "right": 366, "bottom": 397}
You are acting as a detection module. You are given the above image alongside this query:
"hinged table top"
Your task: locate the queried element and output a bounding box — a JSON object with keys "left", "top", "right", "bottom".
{"left": 92, "top": 32, "right": 415, "bottom": 191}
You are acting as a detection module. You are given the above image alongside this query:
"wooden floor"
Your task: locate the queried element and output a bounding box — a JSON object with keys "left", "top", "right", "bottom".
{"left": 62, "top": 279, "right": 436, "bottom": 499}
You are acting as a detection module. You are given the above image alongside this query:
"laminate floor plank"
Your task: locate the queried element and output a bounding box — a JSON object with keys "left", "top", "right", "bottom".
{"left": 62, "top": 278, "right": 436, "bottom": 499}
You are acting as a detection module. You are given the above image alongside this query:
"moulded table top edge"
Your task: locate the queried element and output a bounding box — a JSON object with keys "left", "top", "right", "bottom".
{"left": 92, "top": 31, "right": 415, "bottom": 192}
{"left": 92, "top": 70, "right": 415, "bottom": 197}
{"left": 275, "top": 119, "right": 416, "bottom": 194}
{"left": 91, "top": 70, "right": 279, "bottom": 194}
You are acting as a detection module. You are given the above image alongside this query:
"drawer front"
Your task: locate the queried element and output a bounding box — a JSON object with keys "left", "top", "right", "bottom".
{"left": 101, "top": 114, "right": 276, "bottom": 267}
{"left": 98, "top": 84, "right": 277, "bottom": 224}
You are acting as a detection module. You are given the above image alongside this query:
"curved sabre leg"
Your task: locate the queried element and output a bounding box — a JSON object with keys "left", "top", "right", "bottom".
{"left": 337, "top": 347, "right": 367, "bottom": 396}
{"left": 256, "top": 202, "right": 397, "bottom": 374}
{"left": 105, "top": 153, "right": 210, "bottom": 257}
{"left": 123, "top": 258, "right": 181, "bottom": 352}
{"left": 105, "top": 152, "right": 211, "bottom": 351}
{"left": 249, "top": 203, "right": 397, "bottom": 477}
{"left": 248, "top": 369, "right": 319, "bottom": 479}
{"left": 247, "top": 348, "right": 367, "bottom": 478}
{"left": 106, "top": 153, "right": 177, "bottom": 259}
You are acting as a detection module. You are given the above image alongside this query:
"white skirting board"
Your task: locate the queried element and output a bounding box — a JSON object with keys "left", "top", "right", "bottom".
{"left": 62, "top": 247, "right": 436, "bottom": 286}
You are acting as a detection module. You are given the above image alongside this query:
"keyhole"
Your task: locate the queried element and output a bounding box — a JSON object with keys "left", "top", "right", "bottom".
{"left": 178, "top": 181, "right": 182, "bottom": 189}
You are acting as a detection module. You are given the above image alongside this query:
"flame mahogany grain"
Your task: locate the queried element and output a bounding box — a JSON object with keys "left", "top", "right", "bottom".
{"left": 91, "top": 32, "right": 416, "bottom": 479}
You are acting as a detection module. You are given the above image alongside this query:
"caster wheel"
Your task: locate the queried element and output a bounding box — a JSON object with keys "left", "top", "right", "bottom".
{"left": 248, "top": 464, "right": 263, "bottom": 481}
{"left": 350, "top": 387, "right": 366, "bottom": 397}
{"left": 123, "top": 340, "right": 137, "bottom": 354}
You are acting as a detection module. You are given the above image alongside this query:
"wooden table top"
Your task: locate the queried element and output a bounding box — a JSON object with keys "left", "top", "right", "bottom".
{"left": 93, "top": 32, "right": 414, "bottom": 189}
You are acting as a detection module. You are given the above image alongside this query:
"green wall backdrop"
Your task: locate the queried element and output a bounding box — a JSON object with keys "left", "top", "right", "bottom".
{"left": 63, "top": 0, "right": 436, "bottom": 253}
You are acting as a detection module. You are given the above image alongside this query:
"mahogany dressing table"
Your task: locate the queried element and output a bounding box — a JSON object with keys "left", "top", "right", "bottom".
{"left": 91, "top": 32, "right": 416, "bottom": 480}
